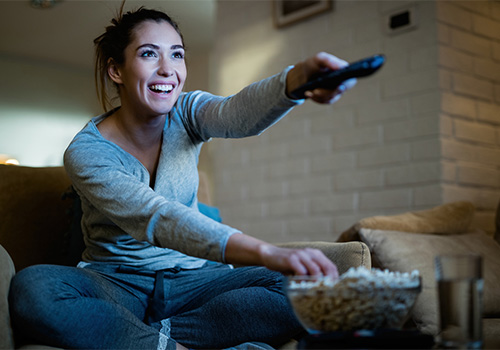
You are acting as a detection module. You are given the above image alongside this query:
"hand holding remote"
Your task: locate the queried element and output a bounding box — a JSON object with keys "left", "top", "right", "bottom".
{"left": 289, "top": 54, "right": 385, "bottom": 100}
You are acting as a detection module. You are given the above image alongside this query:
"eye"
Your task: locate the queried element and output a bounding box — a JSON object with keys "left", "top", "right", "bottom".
{"left": 172, "top": 50, "right": 185, "bottom": 59}
{"left": 140, "top": 50, "right": 157, "bottom": 58}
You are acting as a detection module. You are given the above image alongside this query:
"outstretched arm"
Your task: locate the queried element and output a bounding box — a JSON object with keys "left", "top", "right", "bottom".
{"left": 225, "top": 233, "right": 339, "bottom": 278}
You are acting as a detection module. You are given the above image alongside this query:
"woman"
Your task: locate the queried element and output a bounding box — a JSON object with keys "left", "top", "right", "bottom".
{"left": 9, "top": 6, "right": 354, "bottom": 350}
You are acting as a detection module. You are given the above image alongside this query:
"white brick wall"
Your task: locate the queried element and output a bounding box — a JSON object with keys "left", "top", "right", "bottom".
{"left": 437, "top": 0, "right": 500, "bottom": 233}
{"left": 204, "top": 0, "right": 500, "bottom": 241}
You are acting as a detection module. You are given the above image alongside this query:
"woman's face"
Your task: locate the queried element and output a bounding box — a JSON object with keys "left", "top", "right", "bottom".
{"left": 110, "top": 20, "right": 187, "bottom": 118}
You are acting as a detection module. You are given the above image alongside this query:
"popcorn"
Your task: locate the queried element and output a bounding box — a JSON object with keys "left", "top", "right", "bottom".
{"left": 287, "top": 267, "right": 421, "bottom": 333}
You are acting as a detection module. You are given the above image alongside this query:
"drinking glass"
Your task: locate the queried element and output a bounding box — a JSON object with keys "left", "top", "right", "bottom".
{"left": 435, "top": 254, "right": 483, "bottom": 349}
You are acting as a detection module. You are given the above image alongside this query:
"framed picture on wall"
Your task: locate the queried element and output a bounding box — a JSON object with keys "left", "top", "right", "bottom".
{"left": 273, "top": 0, "right": 332, "bottom": 28}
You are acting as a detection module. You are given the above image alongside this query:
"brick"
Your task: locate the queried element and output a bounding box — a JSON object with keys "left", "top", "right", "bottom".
{"left": 311, "top": 108, "right": 355, "bottom": 134}
{"left": 453, "top": 72, "right": 494, "bottom": 101}
{"left": 472, "top": 14, "right": 500, "bottom": 40}
{"left": 334, "top": 125, "right": 380, "bottom": 149}
{"left": 384, "top": 116, "right": 439, "bottom": 141}
{"left": 286, "top": 216, "right": 332, "bottom": 241}
{"left": 312, "top": 152, "right": 356, "bottom": 173}
{"left": 474, "top": 57, "right": 500, "bottom": 83}
{"left": 286, "top": 175, "right": 333, "bottom": 196}
{"left": 249, "top": 142, "right": 288, "bottom": 164}
{"left": 411, "top": 92, "right": 441, "bottom": 116}
{"left": 454, "top": 119, "right": 497, "bottom": 145}
{"left": 385, "top": 162, "right": 441, "bottom": 186}
{"left": 443, "top": 184, "right": 500, "bottom": 209}
{"left": 247, "top": 179, "right": 285, "bottom": 200}
{"left": 215, "top": 184, "right": 245, "bottom": 205}
{"left": 442, "top": 161, "right": 457, "bottom": 182}
{"left": 440, "top": 114, "right": 453, "bottom": 137}
{"left": 243, "top": 220, "right": 286, "bottom": 242}
{"left": 333, "top": 214, "right": 362, "bottom": 237}
{"left": 477, "top": 102, "right": 500, "bottom": 125}
{"left": 438, "top": 23, "right": 451, "bottom": 44}
{"left": 384, "top": 70, "right": 439, "bottom": 98}
{"left": 357, "top": 99, "right": 410, "bottom": 125}
{"left": 221, "top": 165, "right": 266, "bottom": 187}
{"left": 413, "top": 184, "right": 443, "bottom": 207}
{"left": 440, "top": 70, "right": 452, "bottom": 91}
{"left": 493, "top": 1, "right": 500, "bottom": 21}
{"left": 494, "top": 42, "right": 500, "bottom": 62}
{"left": 411, "top": 46, "right": 439, "bottom": 71}
{"left": 450, "top": 28, "right": 491, "bottom": 57}
{"left": 228, "top": 202, "right": 264, "bottom": 220}
{"left": 310, "top": 193, "right": 355, "bottom": 214}
{"left": 454, "top": 1, "right": 491, "bottom": 17}
{"left": 411, "top": 139, "right": 441, "bottom": 160}
{"left": 442, "top": 139, "right": 500, "bottom": 166}
{"left": 289, "top": 135, "right": 331, "bottom": 157}
{"left": 359, "top": 188, "right": 411, "bottom": 210}
{"left": 335, "top": 169, "right": 383, "bottom": 190}
{"left": 354, "top": 19, "right": 380, "bottom": 44}
{"left": 441, "top": 92, "right": 476, "bottom": 119}
{"left": 268, "top": 158, "right": 308, "bottom": 179}
{"left": 267, "top": 197, "right": 308, "bottom": 218}
{"left": 358, "top": 144, "right": 410, "bottom": 167}
{"left": 439, "top": 46, "right": 473, "bottom": 73}
{"left": 458, "top": 164, "right": 500, "bottom": 187}
{"left": 436, "top": 1, "right": 472, "bottom": 30}
{"left": 268, "top": 119, "right": 308, "bottom": 143}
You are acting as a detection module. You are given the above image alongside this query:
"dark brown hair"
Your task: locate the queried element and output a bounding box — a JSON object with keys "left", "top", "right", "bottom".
{"left": 93, "top": 3, "right": 184, "bottom": 112}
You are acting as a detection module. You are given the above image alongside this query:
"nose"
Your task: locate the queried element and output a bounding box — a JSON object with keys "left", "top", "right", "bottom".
{"left": 157, "top": 58, "right": 174, "bottom": 77}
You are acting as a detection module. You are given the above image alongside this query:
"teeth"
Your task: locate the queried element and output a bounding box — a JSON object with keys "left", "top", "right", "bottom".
{"left": 150, "top": 84, "right": 173, "bottom": 93}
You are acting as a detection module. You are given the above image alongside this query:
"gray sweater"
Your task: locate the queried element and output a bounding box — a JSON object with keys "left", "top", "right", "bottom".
{"left": 64, "top": 68, "right": 302, "bottom": 270}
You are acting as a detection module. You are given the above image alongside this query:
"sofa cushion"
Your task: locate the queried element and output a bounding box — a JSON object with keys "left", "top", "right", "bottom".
{"left": 0, "top": 165, "right": 73, "bottom": 271}
{"left": 338, "top": 201, "right": 475, "bottom": 242}
{"left": 495, "top": 200, "right": 500, "bottom": 245}
{"left": 358, "top": 229, "right": 500, "bottom": 336}
{"left": 197, "top": 203, "right": 222, "bottom": 222}
{"left": 0, "top": 245, "right": 15, "bottom": 350}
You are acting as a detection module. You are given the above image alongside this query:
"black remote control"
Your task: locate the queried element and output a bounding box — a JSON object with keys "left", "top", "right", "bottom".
{"left": 289, "top": 54, "right": 386, "bottom": 99}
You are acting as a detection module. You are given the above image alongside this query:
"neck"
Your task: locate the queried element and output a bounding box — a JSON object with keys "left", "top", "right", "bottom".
{"left": 110, "top": 107, "right": 166, "bottom": 150}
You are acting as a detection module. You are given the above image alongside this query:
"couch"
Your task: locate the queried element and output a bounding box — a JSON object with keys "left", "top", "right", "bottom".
{"left": 0, "top": 165, "right": 371, "bottom": 349}
{"left": 338, "top": 200, "right": 500, "bottom": 349}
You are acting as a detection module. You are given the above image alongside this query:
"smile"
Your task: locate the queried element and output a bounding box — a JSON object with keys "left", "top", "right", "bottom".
{"left": 149, "top": 84, "right": 174, "bottom": 94}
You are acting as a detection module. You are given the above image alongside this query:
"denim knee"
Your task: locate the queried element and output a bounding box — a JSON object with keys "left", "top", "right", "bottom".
{"left": 9, "top": 265, "right": 79, "bottom": 338}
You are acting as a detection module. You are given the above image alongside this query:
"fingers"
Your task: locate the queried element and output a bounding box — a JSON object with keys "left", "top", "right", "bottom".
{"left": 260, "top": 245, "right": 339, "bottom": 278}
{"left": 313, "top": 51, "right": 348, "bottom": 72}
{"left": 288, "top": 248, "right": 339, "bottom": 278}
{"left": 305, "top": 78, "right": 357, "bottom": 104}
{"left": 302, "top": 52, "right": 357, "bottom": 104}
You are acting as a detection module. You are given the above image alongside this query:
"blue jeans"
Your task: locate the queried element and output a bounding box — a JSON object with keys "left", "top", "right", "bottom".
{"left": 9, "top": 262, "right": 303, "bottom": 349}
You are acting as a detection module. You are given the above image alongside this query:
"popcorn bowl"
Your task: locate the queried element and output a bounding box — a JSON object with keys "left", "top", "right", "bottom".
{"left": 285, "top": 267, "right": 422, "bottom": 334}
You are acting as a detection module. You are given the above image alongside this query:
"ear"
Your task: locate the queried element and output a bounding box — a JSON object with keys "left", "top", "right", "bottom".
{"left": 107, "top": 58, "right": 123, "bottom": 85}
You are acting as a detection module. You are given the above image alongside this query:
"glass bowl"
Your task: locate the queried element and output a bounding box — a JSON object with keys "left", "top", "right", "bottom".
{"left": 285, "top": 267, "right": 421, "bottom": 334}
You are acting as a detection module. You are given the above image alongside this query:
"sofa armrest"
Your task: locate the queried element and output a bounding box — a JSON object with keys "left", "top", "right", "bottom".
{"left": 0, "top": 244, "right": 15, "bottom": 350}
{"left": 276, "top": 241, "right": 371, "bottom": 275}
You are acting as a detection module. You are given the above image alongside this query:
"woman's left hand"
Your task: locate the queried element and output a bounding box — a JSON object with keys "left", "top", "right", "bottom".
{"left": 286, "top": 52, "right": 357, "bottom": 104}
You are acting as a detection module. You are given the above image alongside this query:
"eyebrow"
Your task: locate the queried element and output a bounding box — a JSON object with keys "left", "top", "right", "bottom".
{"left": 136, "top": 43, "right": 185, "bottom": 51}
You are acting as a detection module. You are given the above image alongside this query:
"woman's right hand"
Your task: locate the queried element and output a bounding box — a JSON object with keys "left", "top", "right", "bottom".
{"left": 225, "top": 233, "right": 339, "bottom": 278}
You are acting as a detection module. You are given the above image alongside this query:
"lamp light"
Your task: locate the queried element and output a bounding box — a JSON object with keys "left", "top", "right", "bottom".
{"left": 0, "top": 154, "right": 20, "bottom": 165}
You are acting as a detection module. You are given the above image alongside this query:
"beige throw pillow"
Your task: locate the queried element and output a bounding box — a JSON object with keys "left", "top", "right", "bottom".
{"left": 359, "top": 229, "right": 500, "bottom": 336}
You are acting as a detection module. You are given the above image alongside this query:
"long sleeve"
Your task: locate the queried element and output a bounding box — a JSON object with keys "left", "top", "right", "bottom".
{"left": 64, "top": 67, "right": 302, "bottom": 270}
{"left": 174, "top": 66, "right": 303, "bottom": 143}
